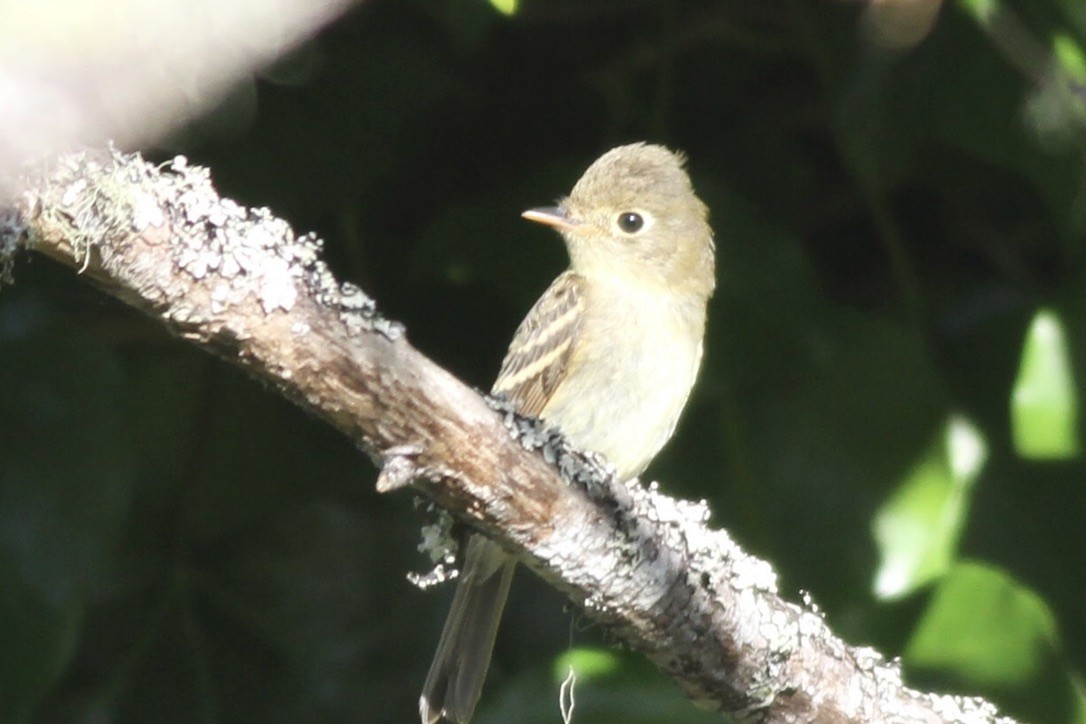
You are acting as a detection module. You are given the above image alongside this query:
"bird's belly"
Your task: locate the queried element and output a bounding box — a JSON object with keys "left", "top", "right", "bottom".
{"left": 540, "top": 310, "right": 703, "bottom": 481}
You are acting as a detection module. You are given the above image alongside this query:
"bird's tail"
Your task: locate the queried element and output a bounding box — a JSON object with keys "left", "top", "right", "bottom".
{"left": 420, "top": 535, "right": 517, "bottom": 724}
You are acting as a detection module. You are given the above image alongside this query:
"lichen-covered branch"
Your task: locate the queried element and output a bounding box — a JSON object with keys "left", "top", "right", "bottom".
{"left": 0, "top": 148, "right": 1014, "bottom": 723}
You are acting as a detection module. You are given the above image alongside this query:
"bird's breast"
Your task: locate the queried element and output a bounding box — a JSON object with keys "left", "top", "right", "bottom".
{"left": 539, "top": 278, "right": 705, "bottom": 481}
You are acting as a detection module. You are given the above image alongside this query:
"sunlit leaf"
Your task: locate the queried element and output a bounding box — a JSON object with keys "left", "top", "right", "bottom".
{"left": 488, "top": 0, "right": 518, "bottom": 16}
{"left": 872, "top": 416, "right": 985, "bottom": 599}
{"left": 552, "top": 647, "right": 620, "bottom": 681}
{"left": 1054, "top": 33, "right": 1086, "bottom": 83}
{"left": 956, "top": 0, "right": 998, "bottom": 22}
{"left": 906, "top": 562, "right": 1058, "bottom": 686}
{"left": 1011, "top": 309, "right": 1080, "bottom": 459}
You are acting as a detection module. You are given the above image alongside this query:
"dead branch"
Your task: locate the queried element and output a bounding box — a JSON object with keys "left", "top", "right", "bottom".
{"left": 0, "top": 147, "right": 1014, "bottom": 723}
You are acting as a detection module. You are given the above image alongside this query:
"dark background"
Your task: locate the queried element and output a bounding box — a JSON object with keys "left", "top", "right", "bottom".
{"left": 2, "top": 0, "right": 1085, "bottom": 722}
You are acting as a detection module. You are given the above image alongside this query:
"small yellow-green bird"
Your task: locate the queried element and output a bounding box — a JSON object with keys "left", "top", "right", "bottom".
{"left": 420, "top": 143, "right": 716, "bottom": 723}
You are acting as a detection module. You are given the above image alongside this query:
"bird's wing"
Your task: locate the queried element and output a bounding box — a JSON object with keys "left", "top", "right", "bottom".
{"left": 491, "top": 270, "right": 584, "bottom": 417}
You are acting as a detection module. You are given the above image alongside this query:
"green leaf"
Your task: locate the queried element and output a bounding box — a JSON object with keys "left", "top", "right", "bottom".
{"left": 488, "top": 0, "right": 518, "bottom": 16}
{"left": 552, "top": 647, "right": 621, "bottom": 681}
{"left": 1054, "top": 33, "right": 1086, "bottom": 84}
{"left": 905, "top": 562, "right": 1081, "bottom": 722}
{"left": 906, "top": 562, "right": 1057, "bottom": 684}
{"left": 1011, "top": 308, "right": 1080, "bottom": 459}
{"left": 956, "top": 0, "right": 998, "bottom": 23}
{"left": 872, "top": 416, "right": 986, "bottom": 600}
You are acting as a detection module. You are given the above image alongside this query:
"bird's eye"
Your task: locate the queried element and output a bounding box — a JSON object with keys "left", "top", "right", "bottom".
{"left": 616, "top": 212, "right": 644, "bottom": 234}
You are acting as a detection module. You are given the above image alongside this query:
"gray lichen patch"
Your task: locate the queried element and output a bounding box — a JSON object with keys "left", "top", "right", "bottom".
{"left": 409, "top": 503, "right": 460, "bottom": 591}
{"left": 30, "top": 147, "right": 164, "bottom": 274}
{"left": 0, "top": 201, "right": 29, "bottom": 284}
{"left": 164, "top": 157, "right": 306, "bottom": 316}
{"left": 486, "top": 392, "right": 617, "bottom": 496}
{"left": 17, "top": 147, "right": 402, "bottom": 341}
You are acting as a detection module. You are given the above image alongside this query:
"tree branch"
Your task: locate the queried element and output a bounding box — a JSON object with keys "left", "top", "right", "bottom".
{"left": 0, "top": 148, "right": 1014, "bottom": 723}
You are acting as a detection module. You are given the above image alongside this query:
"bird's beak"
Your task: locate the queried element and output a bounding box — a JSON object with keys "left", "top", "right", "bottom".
{"left": 522, "top": 206, "right": 581, "bottom": 231}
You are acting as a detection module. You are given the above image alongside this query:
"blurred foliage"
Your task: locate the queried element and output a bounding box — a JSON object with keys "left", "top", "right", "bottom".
{"left": 2, "top": 0, "right": 1086, "bottom": 721}
{"left": 1012, "top": 309, "right": 1080, "bottom": 458}
{"left": 872, "top": 415, "right": 985, "bottom": 600}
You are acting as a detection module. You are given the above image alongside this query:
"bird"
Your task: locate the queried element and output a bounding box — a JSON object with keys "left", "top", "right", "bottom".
{"left": 420, "top": 142, "right": 716, "bottom": 724}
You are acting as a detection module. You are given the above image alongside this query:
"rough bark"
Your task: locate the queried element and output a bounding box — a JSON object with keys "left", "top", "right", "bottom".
{"left": 0, "top": 148, "right": 1015, "bottom": 723}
